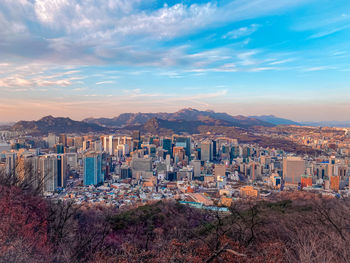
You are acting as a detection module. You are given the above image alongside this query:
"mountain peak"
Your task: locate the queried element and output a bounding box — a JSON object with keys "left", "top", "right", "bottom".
{"left": 85, "top": 109, "right": 275, "bottom": 128}
{"left": 12, "top": 116, "right": 108, "bottom": 135}
{"left": 39, "top": 115, "right": 56, "bottom": 121}
{"left": 177, "top": 108, "right": 199, "bottom": 113}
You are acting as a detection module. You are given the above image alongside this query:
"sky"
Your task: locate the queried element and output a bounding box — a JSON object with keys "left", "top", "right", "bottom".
{"left": 1, "top": 0, "right": 350, "bottom": 122}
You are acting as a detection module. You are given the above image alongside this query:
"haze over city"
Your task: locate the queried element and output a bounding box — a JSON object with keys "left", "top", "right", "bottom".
{"left": 1, "top": 0, "right": 350, "bottom": 122}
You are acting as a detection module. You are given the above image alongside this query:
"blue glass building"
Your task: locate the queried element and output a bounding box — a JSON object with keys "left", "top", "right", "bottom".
{"left": 83, "top": 153, "right": 103, "bottom": 185}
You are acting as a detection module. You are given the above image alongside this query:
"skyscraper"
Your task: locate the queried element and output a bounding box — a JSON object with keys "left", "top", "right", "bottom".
{"left": 57, "top": 154, "right": 67, "bottom": 188}
{"left": 40, "top": 155, "right": 58, "bottom": 192}
{"left": 230, "top": 146, "right": 239, "bottom": 161}
{"left": 190, "top": 160, "right": 201, "bottom": 178}
{"left": 200, "top": 141, "right": 212, "bottom": 162}
{"left": 59, "top": 134, "right": 67, "bottom": 147}
{"left": 173, "top": 146, "right": 186, "bottom": 163}
{"left": 283, "top": 157, "right": 305, "bottom": 185}
{"left": 212, "top": 140, "right": 217, "bottom": 160}
{"left": 5, "top": 152, "right": 16, "bottom": 176}
{"left": 47, "top": 133, "right": 57, "bottom": 148}
{"left": 108, "top": 135, "right": 114, "bottom": 155}
{"left": 83, "top": 153, "right": 103, "bottom": 186}
{"left": 172, "top": 136, "right": 191, "bottom": 157}
{"left": 161, "top": 138, "right": 172, "bottom": 157}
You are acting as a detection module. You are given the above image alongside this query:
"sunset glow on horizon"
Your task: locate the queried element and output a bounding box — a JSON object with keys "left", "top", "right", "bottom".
{"left": 1, "top": 0, "right": 350, "bottom": 122}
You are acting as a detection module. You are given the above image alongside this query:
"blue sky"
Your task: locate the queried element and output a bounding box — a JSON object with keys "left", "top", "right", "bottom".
{"left": 0, "top": 0, "right": 350, "bottom": 122}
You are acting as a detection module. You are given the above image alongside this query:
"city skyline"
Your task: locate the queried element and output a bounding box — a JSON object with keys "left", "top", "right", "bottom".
{"left": 1, "top": 0, "right": 350, "bottom": 122}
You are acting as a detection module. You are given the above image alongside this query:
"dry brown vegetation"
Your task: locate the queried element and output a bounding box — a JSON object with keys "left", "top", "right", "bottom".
{"left": 0, "top": 168, "right": 349, "bottom": 263}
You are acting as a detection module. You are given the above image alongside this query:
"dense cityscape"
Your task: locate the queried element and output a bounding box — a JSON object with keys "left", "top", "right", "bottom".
{"left": 2, "top": 112, "right": 350, "bottom": 262}
{"left": 2, "top": 0, "right": 350, "bottom": 262}
{"left": 1, "top": 112, "right": 350, "bottom": 207}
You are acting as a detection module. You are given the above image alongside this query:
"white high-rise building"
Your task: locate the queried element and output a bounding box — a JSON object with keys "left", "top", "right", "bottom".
{"left": 190, "top": 160, "right": 201, "bottom": 177}
{"left": 108, "top": 135, "right": 114, "bottom": 155}
{"left": 40, "top": 155, "right": 58, "bottom": 193}
{"left": 47, "top": 133, "right": 57, "bottom": 148}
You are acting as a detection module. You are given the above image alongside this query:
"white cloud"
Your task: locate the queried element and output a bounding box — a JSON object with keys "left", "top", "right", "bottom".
{"left": 0, "top": 63, "right": 81, "bottom": 89}
{"left": 309, "top": 24, "right": 350, "bottom": 39}
{"left": 96, "top": 80, "right": 115, "bottom": 85}
{"left": 302, "top": 66, "right": 336, "bottom": 72}
{"left": 223, "top": 24, "right": 260, "bottom": 39}
{"left": 237, "top": 51, "right": 258, "bottom": 66}
{"left": 248, "top": 67, "right": 276, "bottom": 72}
{"left": 0, "top": 0, "right": 315, "bottom": 66}
{"left": 268, "top": 58, "right": 295, "bottom": 65}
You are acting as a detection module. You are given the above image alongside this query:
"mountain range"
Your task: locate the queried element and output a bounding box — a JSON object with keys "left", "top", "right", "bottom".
{"left": 8, "top": 110, "right": 325, "bottom": 155}
{"left": 83, "top": 108, "right": 275, "bottom": 128}
{"left": 11, "top": 115, "right": 109, "bottom": 135}
{"left": 300, "top": 121, "right": 350, "bottom": 128}
{"left": 18, "top": 108, "right": 350, "bottom": 137}
{"left": 250, "top": 115, "right": 301, "bottom": 126}
{"left": 11, "top": 109, "right": 305, "bottom": 135}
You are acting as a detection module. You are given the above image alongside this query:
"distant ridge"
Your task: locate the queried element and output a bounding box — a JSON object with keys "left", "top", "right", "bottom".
{"left": 250, "top": 115, "right": 300, "bottom": 126}
{"left": 123, "top": 117, "right": 240, "bottom": 135}
{"left": 84, "top": 108, "right": 274, "bottom": 128}
{"left": 12, "top": 115, "right": 109, "bottom": 135}
{"left": 300, "top": 121, "right": 350, "bottom": 128}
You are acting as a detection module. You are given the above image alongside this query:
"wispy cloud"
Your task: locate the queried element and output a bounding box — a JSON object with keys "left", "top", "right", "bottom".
{"left": 0, "top": 63, "right": 82, "bottom": 88}
{"left": 237, "top": 51, "right": 258, "bottom": 66}
{"left": 309, "top": 24, "right": 350, "bottom": 39}
{"left": 302, "top": 66, "right": 336, "bottom": 72}
{"left": 268, "top": 58, "right": 295, "bottom": 65}
{"left": 0, "top": 0, "right": 314, "bottom": 66}
{"left": 96, "top": 80, "right": 115, "bottom": 85}
{"left": 223, "top": 24, "right": 260, "bottom": 39}
{"left": 1, "top": 0, "right": 350, "bottom": 122}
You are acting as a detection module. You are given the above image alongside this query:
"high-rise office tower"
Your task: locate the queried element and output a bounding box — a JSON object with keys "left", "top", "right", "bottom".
{"left": 190, "top": 160, "right": 201, "bottom": 177}
{"left": 242, "top": 146, "right": 251, "bottom": 159}
{"left": 40, "top": 155, "right": 58, "bottom": 192}
{"left": 59, "top": 134, "right": 67, "bottom": 147}
{"left": 212, "top": 140, "right": 217, "bottom": 159}
{"left": 57, "top": 154, "right": 67, "bottom": 188}
{"left": 83, "top": 152, "right": 103, "bottom": 186}
{"left": 16, "top": 154, "right": 40, "bottom": 188}
{"left": 230, "top": 146, "right": 239, "bottom": 161}
{"left": 74, "top": 137, "right": 84, "bottom": 148}
{"left": 173, "top": 146, "right": 185, "bottom": 163}
{"left": 47, "top": 133, "right": 57, "bottom": 148}
{"left": 108, "top": 135, "right": 114, "bottom": 155}
{"left": 102, "top": 136, "right": 108, "bottom": 152}
{"left": 5, "top": 152, "right": 16, "bottom": 176}
{"left": 172, "top": 136, "right": 191, "bottom": 157}
{"left": 283, "top": 157, "right": 305, "bottom": 185}
{"left": 161, "top": 138, "right": 172, "bottom": 157}
{"left": 55, "top": 144, "right": 64, "bottom": 154}
{"left": 200, "top": 141, "right": 212, "bottom": 162}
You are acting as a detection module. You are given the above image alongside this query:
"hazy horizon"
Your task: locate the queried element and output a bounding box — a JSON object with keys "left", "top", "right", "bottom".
{"left": 1, "top": 0, "right": 350, "bottom": 122}
{"left": 2, "top": 107, "right": 350, "bottom": 125}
